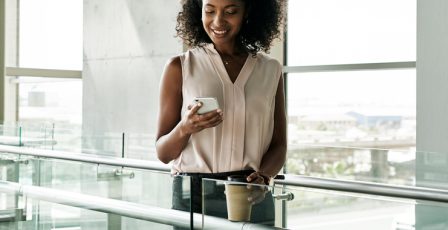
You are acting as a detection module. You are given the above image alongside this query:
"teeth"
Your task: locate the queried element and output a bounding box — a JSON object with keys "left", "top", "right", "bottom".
{"left": 213, "top": 29, "right": 227, "bottom": 35}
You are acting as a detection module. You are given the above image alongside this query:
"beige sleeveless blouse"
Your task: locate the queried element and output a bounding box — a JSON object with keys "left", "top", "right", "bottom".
{"left": 172, "top": 44, "right": 282, "bottom": 173}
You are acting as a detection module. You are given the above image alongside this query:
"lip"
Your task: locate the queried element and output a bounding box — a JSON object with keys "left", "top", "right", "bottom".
{"left": 211, "top": 28, "right": 229, "bottom": 37}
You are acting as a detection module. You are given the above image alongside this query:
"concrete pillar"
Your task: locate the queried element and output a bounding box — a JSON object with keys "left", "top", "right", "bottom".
{"left": 82, "top": 0, "right": 182, "bottom": 156}
{"left": 416, "top": 0, "right": 448, "bottom": 228}
{"left": 416, "top": 0, "right": 448, "bottom": 189}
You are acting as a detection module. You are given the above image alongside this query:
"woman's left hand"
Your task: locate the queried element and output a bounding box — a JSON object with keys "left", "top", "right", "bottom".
{"left": 246, "top": 172, "right": 270, "bottom": 205}
{"left": 246, "top": 172, "right": 270, "bottom": 185}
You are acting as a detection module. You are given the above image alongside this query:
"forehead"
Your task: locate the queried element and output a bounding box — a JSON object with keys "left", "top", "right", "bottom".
{"left": 202, "top": 0, "right": 245, "bottom": 7}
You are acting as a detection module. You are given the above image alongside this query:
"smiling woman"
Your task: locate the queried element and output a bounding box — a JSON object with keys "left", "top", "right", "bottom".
{"left": 176, "top": 0, "right": 285, "bottom": 55}
{"left": 156, "top": 0, "right": 286, "bottom": 228}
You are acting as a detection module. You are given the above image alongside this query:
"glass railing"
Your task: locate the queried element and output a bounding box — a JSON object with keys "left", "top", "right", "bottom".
{"left": 0, "top": 124, "right": 22, "bottom": 146}
{"left": 0, "top": 152, "right": 194, "bottom": 229}
{"left": 201, "top": 178, "right": 448, "bottom": 230}
{"left": 0, "top": 181, "right": 193, "bottom": 230}
{"left": 0, "top": 123, "right": 417, "bottom": 187}
{"left": 0, "top": 123, "right": 157, "bottom": 160}
{"left": 2, "top": 127, "right": 448, "bottom": 229}
{"left": 286, "top": 144, "right": 415, "bottom": 186}
{"left": 0, "top": 123, "right": 56, "bottom": 148}
{"left": 0, "top": 153, "right": 179, "bottom": 205}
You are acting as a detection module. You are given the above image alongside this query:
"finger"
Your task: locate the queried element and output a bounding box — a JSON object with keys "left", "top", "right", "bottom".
{"left": 246, "top": 172, "right": 259, "bottom": 183}
{"left": 208, "top": 118, "right": 223, "bottom": 128}
{"left": 189, "top": 102, "right": 202, "bottom": 115}
{"left": 248, "top": 174, "right": 265, "bottom": 185}
{"left": 193, "top": 114, "right": 222, "bottom": 129}
{"left": 247, "top": 188, "right": 266, "bottom": 204}
{"left": 201, "top": 109, "right": 223, "bottom": 119}
{"left": 250, "top": 193, "right": 266, "bottom": 205}
{"left": 204, "top": 113, "right": 223, "bottom": 124}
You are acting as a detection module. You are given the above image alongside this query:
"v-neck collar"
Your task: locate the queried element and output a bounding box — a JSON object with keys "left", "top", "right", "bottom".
{"left": 204, "top": 43, "right": 257, "bottom": 87}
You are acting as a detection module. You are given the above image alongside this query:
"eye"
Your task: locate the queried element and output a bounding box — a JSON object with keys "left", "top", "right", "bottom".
{"left": 204, "top": 7, "right": 214, "bottom": 14}
{"left": 225, "top": 10, "right": 237, "bottom": 15}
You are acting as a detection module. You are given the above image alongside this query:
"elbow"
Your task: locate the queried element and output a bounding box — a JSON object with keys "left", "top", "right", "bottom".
{"left": 158, "top": 155, "right": 172, "bottom": 164}
{"left": 156, "top": 149, "right": 173, "bottom": 164}
{"left": 155, "top": 143, "right": 176, "bottom": 164}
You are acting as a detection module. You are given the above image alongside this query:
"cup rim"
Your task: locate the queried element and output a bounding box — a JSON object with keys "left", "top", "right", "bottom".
{"left": 227, "top": 174, "right": 248, "bottom": 182}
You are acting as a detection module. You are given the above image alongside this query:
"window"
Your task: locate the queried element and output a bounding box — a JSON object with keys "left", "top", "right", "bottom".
{"left": 5, "top": 0, "right": 83, "bottom": 127}
{"left": 285, "top": 0, "right": 416, "bottom": 175}
{"left": 19, "top": 0, "right": 83, "bottom": 70}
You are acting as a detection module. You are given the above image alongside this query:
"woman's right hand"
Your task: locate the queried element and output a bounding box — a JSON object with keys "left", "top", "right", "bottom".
{"left": 180, "top": 102, "right": 223, "bottom": 135}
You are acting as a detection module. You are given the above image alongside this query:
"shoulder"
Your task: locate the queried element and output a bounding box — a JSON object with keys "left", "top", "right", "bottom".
{"left": 255, "top": 53, "right": 282, "bottom": 72}
{"left": 256, "top": 53, "right": 281, "bottom": 66}
{"left": 165, "top": 55, "right": 182, "bottom": 68}
{"left": 162, "top": 55, "right": 183, "bottom": 83}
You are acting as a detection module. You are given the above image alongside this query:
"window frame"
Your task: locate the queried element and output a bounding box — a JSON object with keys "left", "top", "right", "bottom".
{"left": 1, "top": 0, "right": 82, "bottom": 124}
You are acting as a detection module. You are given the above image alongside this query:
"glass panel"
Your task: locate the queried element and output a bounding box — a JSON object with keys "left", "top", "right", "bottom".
{"left": 124, "top": 133, "right": 158, "bottom": 160}
{"left": 19, "top": 124, "right": 55, "bottom": 149}
{"left": 0, "top": 193, "right": 181, "bottom": 230}
{"left": 18, "top": 77, "right": 82, "bottom": 127}
{"left": 287, "top": 0, "right": 416, "bottom": 65}
{"left": 202, "top": 178, "right": 276, "bottom": 228}
{"left": 279, "top": 185, "right": 415, "bottom": 229}
{"left": 19, "top": 0, "right": 83, "bottom": 70}
{"left": 0, "top": 154, "right": 184, "bottom": 206}
{"left": 287, "top": 145, "right": 415, "bottom": 185}
{"left": 202, "top": 178, "right": 448, "bottom": 229}
{"left": 80, "top": 132, "right": 125, "bottom": 156}
{"left": 287, "top": 69, "right": 416, "bottom": 151}
{"left": 0, "top": 124, "right": 21, "bottom": 146}
{"left": 0, "top": 157, "right": 191, "bottom": 229}
{"left": 46, "top": 123, "right": 82, "bottom": 151}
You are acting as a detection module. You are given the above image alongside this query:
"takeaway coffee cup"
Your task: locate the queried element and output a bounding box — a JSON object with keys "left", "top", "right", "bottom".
{"left": 225, "top": 175, "right": 252, "bottom": 222}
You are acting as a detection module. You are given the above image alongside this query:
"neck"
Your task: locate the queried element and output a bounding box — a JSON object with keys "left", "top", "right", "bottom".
{"left": 213, "top": 42, "right": 246, "bottom": 56}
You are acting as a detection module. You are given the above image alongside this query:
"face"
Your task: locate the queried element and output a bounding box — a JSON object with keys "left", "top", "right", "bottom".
{"left": 202, "top": 0, "right": 246, "bottom": 47}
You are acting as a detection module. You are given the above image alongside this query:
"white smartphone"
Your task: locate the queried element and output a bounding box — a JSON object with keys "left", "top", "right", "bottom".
{"left": 193, "top": 97, "right": 220, "bottom": 115}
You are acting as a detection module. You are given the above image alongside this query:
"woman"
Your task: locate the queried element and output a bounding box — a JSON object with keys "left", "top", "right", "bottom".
{"left": 156, "top": 0, "right": 286, "bottom": 226}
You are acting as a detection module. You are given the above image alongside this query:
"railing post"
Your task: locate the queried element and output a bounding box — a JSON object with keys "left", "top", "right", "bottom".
{"left": 0, "top": 0, "right": 6, "bottom": 123}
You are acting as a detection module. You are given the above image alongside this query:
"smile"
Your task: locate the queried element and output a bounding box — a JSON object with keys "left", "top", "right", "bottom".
{"left": 212, "top": 29, "right": 228, "bottom": 35}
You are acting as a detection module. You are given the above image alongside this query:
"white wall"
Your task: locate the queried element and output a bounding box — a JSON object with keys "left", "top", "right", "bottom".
{"left": 82, "top": 0, "right": 183, "bottom": 153}
{"left": 416, "top": 0, "right": 448, "bottom": 228}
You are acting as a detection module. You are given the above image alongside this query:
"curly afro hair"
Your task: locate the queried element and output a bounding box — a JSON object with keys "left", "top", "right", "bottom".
{"left": 176, "top": 0, "right": 285, "bottom": 55}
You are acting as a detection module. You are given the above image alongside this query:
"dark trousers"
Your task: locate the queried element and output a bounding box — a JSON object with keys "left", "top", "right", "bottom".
{"left": 172, "top": 170, "right": 275, "bottom": 230}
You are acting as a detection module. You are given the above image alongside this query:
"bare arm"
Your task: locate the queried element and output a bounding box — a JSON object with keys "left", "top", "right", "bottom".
{"left": 155, "top": 56, "right": 188, "bottom": 163}
{"left": 247, "top": 74, "right": 287, "bottom": 183}
{"left": 156, "top": 56, "right": 223, "bottom": 164}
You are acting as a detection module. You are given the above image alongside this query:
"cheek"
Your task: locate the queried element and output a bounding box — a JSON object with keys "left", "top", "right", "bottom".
{"left": 231, "top": 19, "right": 244, "bottom": 31}
{"left": 202, "top": 21, "right": 210, "bottom": 33}
{"left": 201, "top": 15, "right": 210, "bottom": 27}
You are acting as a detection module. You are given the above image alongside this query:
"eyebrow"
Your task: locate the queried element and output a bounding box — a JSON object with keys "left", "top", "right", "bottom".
{"left": 204, "top": 4, "right": 242, "bottom": 8}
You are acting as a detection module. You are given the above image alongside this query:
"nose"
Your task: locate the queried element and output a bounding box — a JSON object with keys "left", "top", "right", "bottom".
{"left": 213, "top": 12, "right": 225, "bottom": 27}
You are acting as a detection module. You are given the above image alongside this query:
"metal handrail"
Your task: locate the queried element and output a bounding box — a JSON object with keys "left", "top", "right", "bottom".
{"left": 2, "top": 144, "right": 448, "bottom": 203}
{"left": 277, "top": 175, "right": 448, "bottom": 203}
{"left": 0, "top": 144, "right": 170, "bottom": 172}
{"left": 0, "top": 180, "right": 278, "bottom": 230}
